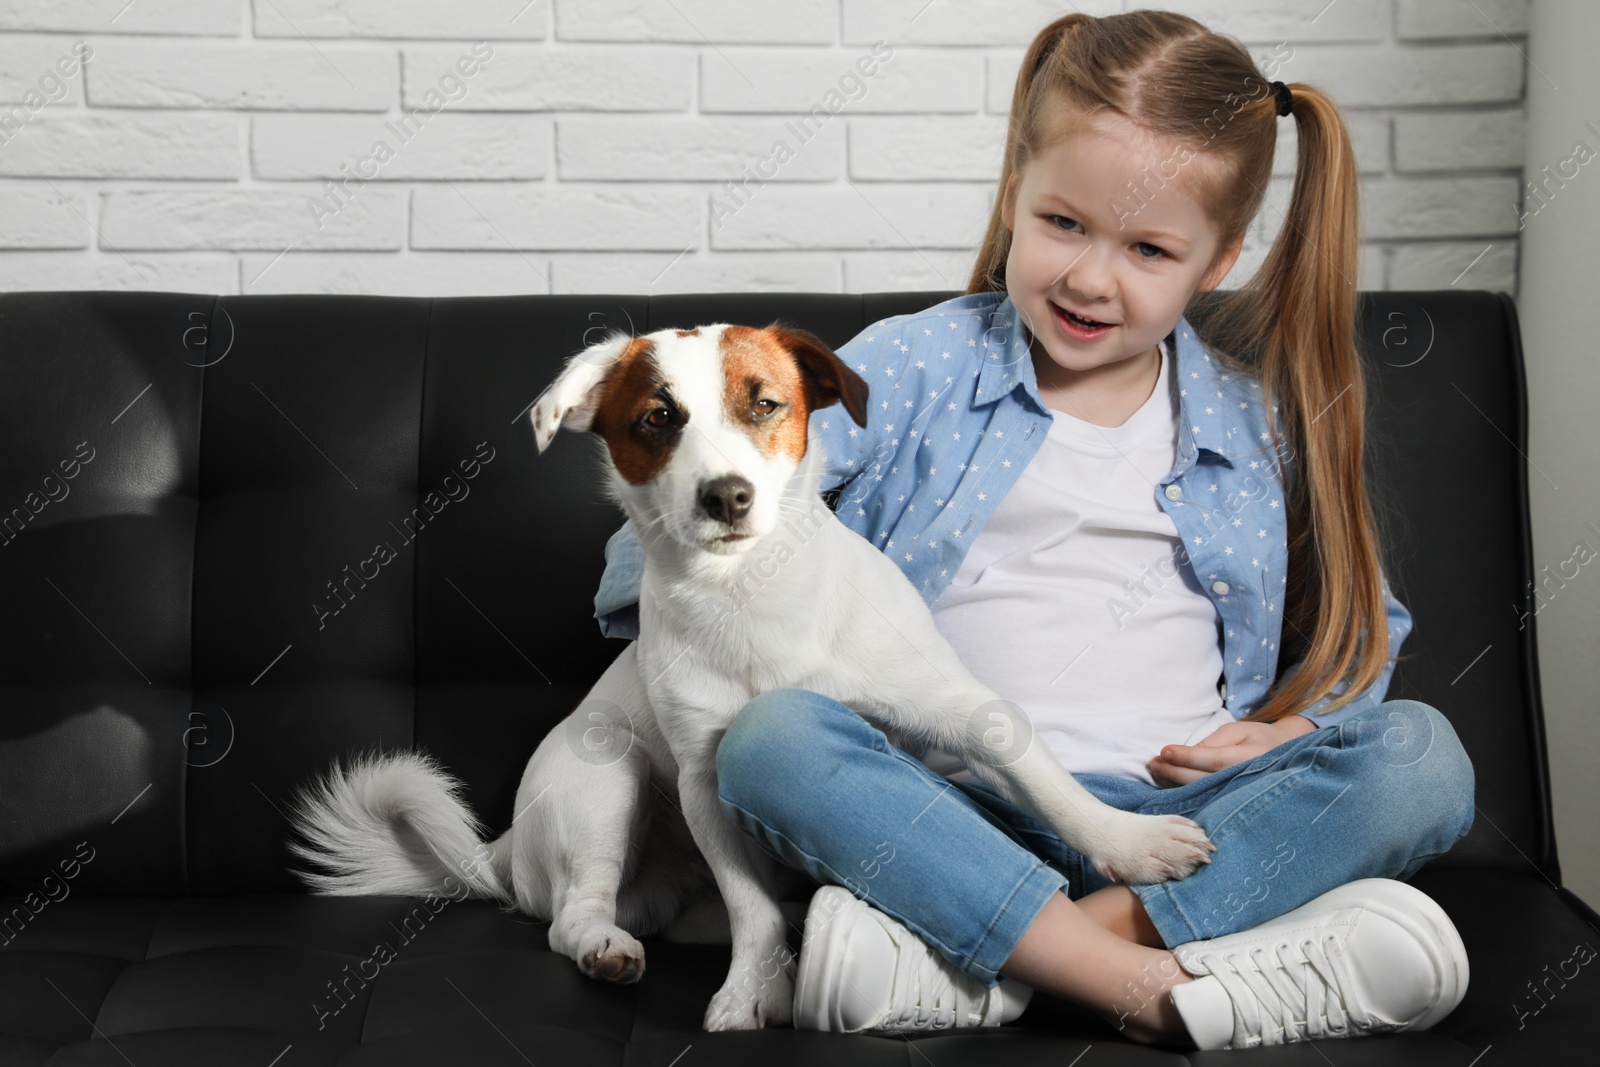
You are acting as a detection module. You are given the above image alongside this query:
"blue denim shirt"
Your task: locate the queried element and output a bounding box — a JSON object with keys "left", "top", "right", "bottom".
{"left": 591, "top": 290, "right": 1410, "bottom": 729}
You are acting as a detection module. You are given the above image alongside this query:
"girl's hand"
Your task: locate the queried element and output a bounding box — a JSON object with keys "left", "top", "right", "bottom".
{"left": 1147, "top": 716, "right": 1317, "bottom": 788}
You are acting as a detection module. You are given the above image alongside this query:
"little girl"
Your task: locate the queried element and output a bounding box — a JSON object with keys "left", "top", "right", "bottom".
{"left": 595, "top": 8, "right": 1476, "bottom": 1052}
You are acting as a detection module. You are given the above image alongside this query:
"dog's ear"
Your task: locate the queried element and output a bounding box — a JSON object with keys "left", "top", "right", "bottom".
{"left": 528, "top": 332, "right": 636, "bottom": 454}
{"left": 771, "top": 326, "right": 870, "bottom": 429}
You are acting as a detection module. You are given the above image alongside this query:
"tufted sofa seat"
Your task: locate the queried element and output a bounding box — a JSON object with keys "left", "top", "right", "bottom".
{"left": 0, "top": 287, "right": 1591, "bottom": 1065}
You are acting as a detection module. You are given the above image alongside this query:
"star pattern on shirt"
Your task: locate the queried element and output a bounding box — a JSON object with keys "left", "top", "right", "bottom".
{"left": 798, "top": 297, "right": 1406, "bottom": 724}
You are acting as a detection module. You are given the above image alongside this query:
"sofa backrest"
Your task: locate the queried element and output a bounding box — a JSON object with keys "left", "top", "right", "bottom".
{"left": 0, "top": 289, "right": 1556, "bottom": 896}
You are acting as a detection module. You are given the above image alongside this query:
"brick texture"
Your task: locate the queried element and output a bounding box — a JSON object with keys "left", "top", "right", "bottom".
{"left": 0, "top": 0, "right": 1530, "bottom": 296}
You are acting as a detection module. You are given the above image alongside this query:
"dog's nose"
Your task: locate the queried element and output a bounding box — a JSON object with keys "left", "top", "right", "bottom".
{"left": 698, "top": 475, "right": 754, "bottom": 526}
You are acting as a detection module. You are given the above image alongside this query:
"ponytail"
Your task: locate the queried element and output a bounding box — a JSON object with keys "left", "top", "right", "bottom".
{"left": 1201, "top": 83, "right": 1392, "bottom": 723}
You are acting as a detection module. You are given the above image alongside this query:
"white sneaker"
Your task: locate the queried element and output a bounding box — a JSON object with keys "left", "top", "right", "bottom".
{"left": 1168, "top": 877, "right": 1469, "bottom": 1050}
{"left": 792, "top": 884, "right": 1034, "bottom": 1032}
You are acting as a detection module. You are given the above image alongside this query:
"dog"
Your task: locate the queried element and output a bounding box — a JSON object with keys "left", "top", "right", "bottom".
{"left": 285, "top": 319, "right": 1215, "bottom": 1032}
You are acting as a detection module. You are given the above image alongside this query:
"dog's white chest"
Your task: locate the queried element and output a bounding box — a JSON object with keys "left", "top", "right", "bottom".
{"left": 640, "top": 591, "right": 825, "bottom": 699}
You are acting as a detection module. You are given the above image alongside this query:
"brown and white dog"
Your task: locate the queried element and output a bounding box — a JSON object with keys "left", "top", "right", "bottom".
{"left": 286, "top": 320, "right": 1215, "bottom": 1031}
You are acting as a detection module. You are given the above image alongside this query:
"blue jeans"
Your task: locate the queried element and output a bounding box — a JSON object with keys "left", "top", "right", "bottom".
{"left": 715, "top": 690, "right": 1476, "bottom": 988}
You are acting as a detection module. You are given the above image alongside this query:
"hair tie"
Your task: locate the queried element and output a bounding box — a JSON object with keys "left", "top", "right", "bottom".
{"left": 1270, "top": 80, "right": 1294, "bottom": 117}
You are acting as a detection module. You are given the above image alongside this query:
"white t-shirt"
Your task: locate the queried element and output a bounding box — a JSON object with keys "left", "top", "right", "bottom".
{"left": 922, "top": 337, "right": 1235, "bottom": 786}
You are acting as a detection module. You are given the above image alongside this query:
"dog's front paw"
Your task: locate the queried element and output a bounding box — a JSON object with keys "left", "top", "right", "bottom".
{"left": 1089, "top": 812, "right": 1215, "bottom": 885}
{"left": 702, "top": 967, "right": 795, "bottom": 1031}
{"left": 575, "top": 925, "right": 646, "bottom": 983}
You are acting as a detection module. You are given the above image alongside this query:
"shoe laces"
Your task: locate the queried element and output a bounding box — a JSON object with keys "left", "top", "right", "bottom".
{"left": 869, "top": 921, "right": 992, "bottom": 1031}
{"left": 1195, "top": 932, "right": 1393, "bottom": 1048}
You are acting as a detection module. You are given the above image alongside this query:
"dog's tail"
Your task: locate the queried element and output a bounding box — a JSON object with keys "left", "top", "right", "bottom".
{"left": 286, "top": 747, "right": 513, "bottom": 903}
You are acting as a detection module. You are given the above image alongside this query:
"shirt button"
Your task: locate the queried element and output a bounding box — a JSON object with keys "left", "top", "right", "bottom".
{"left": 1212, "top": 580, "right": 1231, "bottom": 595}
{"left": 1164, "top": 484, "right": 1183, "bottom": 502}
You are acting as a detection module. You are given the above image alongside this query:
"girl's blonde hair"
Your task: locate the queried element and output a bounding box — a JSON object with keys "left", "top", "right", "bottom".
{"left": 968, "top": 10, "right": 1393, "bottom": 724}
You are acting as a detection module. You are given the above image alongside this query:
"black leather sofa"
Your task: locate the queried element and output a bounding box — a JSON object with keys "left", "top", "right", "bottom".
{"left": 0, "top": 286, "right": 1589, "bottom": 1065}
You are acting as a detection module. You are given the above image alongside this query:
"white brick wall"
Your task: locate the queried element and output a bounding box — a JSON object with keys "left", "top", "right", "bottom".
{"left": 0, "top": 0, "right": 1529, "bottom": 296}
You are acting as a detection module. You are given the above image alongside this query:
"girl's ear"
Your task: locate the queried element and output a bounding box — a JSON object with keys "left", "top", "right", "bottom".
{"left": 528, "top": 332, "right": 636, "bottom": 453}
{"left": 1199, "top": 236, "right": 1245, "bottom": 292}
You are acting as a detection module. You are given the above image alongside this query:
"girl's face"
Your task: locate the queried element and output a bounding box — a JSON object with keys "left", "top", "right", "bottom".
{"left": 1001, "top": 112, "right": 1242, "bottom": 395}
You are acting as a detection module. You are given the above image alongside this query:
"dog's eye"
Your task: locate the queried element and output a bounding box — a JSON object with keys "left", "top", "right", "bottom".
{"left": 641, "top": 407, "right": 672, "bottom": 430}
{"left": 753, "top": 399, "right": 780, "bottom": 418}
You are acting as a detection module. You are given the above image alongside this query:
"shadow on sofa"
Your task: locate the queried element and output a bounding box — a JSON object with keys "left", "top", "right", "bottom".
{"left": 0, "top": 287, "right": 1591, "bottom": 1064}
